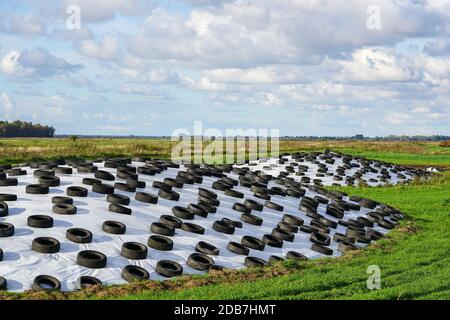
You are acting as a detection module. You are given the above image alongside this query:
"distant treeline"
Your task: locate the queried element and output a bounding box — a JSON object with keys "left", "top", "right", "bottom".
{"left": 0, "top": 121, "right": 55, "bottom": 138}
{"left": 280, "top": 135, "right": 450, "bottom": 141}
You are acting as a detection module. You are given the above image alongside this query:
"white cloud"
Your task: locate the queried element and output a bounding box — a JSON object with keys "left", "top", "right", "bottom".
{"left": 0, "top": 14, "right": 46, "bottom": 36}
{"left": 76, "top": 34, "right": 121, "bottom": 61}
{"left": 0, "top": 47, "right": 81, "bottom": 80}
{"left": 0, "top": 93, "right": 16, "bottom": 118}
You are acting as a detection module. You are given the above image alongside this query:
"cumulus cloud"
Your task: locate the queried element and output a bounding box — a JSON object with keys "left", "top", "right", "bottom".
{"left": 0, "top": 14, "right": 46, "bottom": 36}
{"left": 76, "top": 34, "right": 121, "bottom": 61}
{"left": 0, "top": 93, "right": 16, "bottom": 118}
{"left": 0, "top": 47, "right": 82, "bottom": 80}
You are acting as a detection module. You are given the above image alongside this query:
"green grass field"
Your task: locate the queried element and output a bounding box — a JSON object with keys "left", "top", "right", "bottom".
{"left": 0, "top": 138, "right": 449, "bottom": 300}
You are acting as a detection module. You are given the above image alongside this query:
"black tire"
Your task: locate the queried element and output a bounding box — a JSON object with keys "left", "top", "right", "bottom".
{"left": 213, "top": 220, "right": 235, "bottom": 234}
{"left": 158, "top": 189, "right": 180, "bottom": 201}
{"left": 27, "top": 215, "right": 53, "bottom": 228}
{"left": 240, "top": 213, "right": 263, "bottom": 226}
{"left": 282, "top": 214, "right": 304, "bottom": 226}
{"left": 319, "top": 217, "right": 338, "bottom": 229}
{"left": 102, "top": 221, "right": 126, "bottom": 234}
{"left": 122, "top": 265, "right": 149, "bottom": 282}
{"left": 187, "top": 253, "right": 214, "bottom": 271}
{"left": 221, "top": 218, "right": 243, "bottom": 229}
{"left": 244, "top": 256, "right": 268, "bottom": 268}
{"left": 0, "top": 201, "right": 8, "bottom": 217}
{"left": 224, "top": 189, "right": 244, "bottom": 199}
{"left": 150, "top": 222, "right": 175, "bottom": 236}
{"left": 77, "top": 250, "right": 107, "bottom": 268}
{"left": 172, "top": 206, "right": 195, "bottom": 220}
{"left": 38, "top": 175, "right": 60, "bottom": 187}
{"left": 198, "top": 195, "right": 220, "bottom": 206}
{"left": 243, "top": 199, "right": 263, "bottom": 211}
{"left": 114, "top": 182, "right": 136, "bottom": 193}
{"left": 254, "top": 192, "right": 271, "bottom": 200}
{"left": 32, "top": 237, "right": 60, "bottom": 253}
{"left": 264, "top": 201, "right": 284, "bottom": 211}
{"left": 82, "top": 178, "right": 101, "bottom": 186}
{"left": 108, "top": 203, "right": 132, "bottom": 215}
{"left": 262, "top": 234, "right": 283, "bottom": 248}
{"left": 0, "top": 248, "right": 3, "bottom": 262}
{"left": 187, "top": 203, "right": 208, "bottom": 217}
{"left": 227, "top": 241, "right": 249, "bottom": 255}
{"left": 107, "top": 193, "right": 130, "bottom": 205}
{"left": 271, "top": 228, "right": 294, "bottom": 242}
{"left": 196, "top": 241, "right": 220, "bottom": 255}
{"left": 357, "top": 216, "right": 374, "bottom": 227}
{"left": 155, "top": 260, "right": 183, "bottom": 278}
{"left": 66, "top": 228, "right": 92, "bottom": 243}
{"left": 159, "top": 215, "right": 182, "bottom": 228}
{"left": 196, "top": 202, "right": 217, "bottom": 214}
{"left": 232, "top": 203, "right": 251, "bottom": 214}
{"left": 338, "top": 241, "right": 359, "bottom": 253}
{"left": 277, "top": 222, "right": 298, "bottom": 233}
{"left": 333, "top": 233, "right": 355, "bottom": 243}
{"left": 286, "top": 251, "right": 308, "bottom": 261}
{"left": 164, "top": 178, "right": 183, "bottom": 188}
{"left": 360, "top": 198, "right": 377, "bottom": 209}
{"left": 377, "top": 218, "right": 395, "bottom": 229}
{"left": 310, "top": 232, "right": 331, "bottom": 246}
{"left": 75, "top": 276, "right": 102, "bottom": 290}
{"left": 121, "top": 242, "right": 148, "bottom": 260}
{"left": 135, "top": 192, "right": 158, "bottom": 204}
{"left": 51, "top": 196, "right": 73, "bottom": 205}
{"left": 26, "top": 184, "right": 49, "bottom": 194}
{"left": 0, "top": 276, "right": 6, "bottom": 290}
{"left": 0, "top": 178, "right": 18, "bottom": 186}
{"left": 67, "top": 186, "right": 88, "bottom": 197}
{"left": 0, "top": 222, "right": 14, "bottom": 237}
{"left": 181, "top": 222, "right": 204, "bottom": 234}
{"left": 94, "top": 170, "right": 115, "bottom": 181}
{"left": 126, "top": 178, "right": 146, "bottom": 188}
{"left": 198, "top": 188, "right": 217, "bottom": 199}
{"left": 241, "top": 236, "right": 265, "bottom": 251}
{"left": 148, "top": 235, "right": 174, "bottom": 251}
{"left": 311, "top": 243, "right": 333, "bottom": 255}
{"left": 55, "top": 167, "right": 73, "bottom": 175}
{"left": 52, "top": 203, "right": 77, "bottom": 215}
{"left": 32, "top": 275, "right": 61, "bottom": 291}
{"left": 367, "top": 228, "right": 385, "bottom": 241}
{"left": 92, "top": 183, "right": 114, "bottom": 195}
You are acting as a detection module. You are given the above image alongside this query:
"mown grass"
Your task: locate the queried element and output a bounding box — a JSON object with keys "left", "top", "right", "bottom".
{"left": 3, "top": 172, "right": 448, "bottom": 300}
{"left": 1, "top": 138, "right": 450, "bottom": 167}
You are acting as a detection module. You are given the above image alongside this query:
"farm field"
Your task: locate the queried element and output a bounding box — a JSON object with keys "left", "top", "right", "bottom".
{"left": 0, "top": 139, "right": 448, "bottom": 300}
{"left": 1, "top": 138, "right": 450, "bottom": 167}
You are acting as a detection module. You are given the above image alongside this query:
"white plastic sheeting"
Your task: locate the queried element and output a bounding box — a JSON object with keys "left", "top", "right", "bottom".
{"left": 0, "top": 157, "right": 403, "bottom": 292}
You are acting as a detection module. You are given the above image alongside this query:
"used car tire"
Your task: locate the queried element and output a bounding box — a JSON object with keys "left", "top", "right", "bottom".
{"left": 66, "top": 228, "right": 92, "bottom": 243}
{"left": 32, "top": 237, "right": 60, "bottom": 253}
{"left": 244, "top": 256, "right": 268, "bottom": 268}
{"left": 262, "top": 234, "right": 283, "bottom": 248}
{"left": 67, "top": 186, "right": 88, "bottom": 197}
{"left": 181, "top": 222, "right": 204, "bottom": 234}
{"left": 77, "top": 250, "right": 107, "bottom": 268}
{"left": 213, "top": 220, "right": 235, "bottom": 234}
{"left": 264, "top": 200, "right": 284, "bottom": 211}
{"left": 148, "top": 235, "right": 173, "bottom": 251}
{"left": 27, "top": 215, "right": 53, "bottom": 228}
{"left": 240, "top": 213, "right": 263, "bottom": 226}
{"left": 286, "top": 251, "right": 308, "bottom": 261}
{"left": 172, "top": 206, "right": 195, "bottom": 220}
{"left": 75, "top": 276, "right": 102, "bottom": 290}
{"left": 150, "top": 222, "right": 175, "bottom": 236}
{"left": 26, "top": 184, "right": 49, "bottom": 194}
{"left": 52, "top": 203, "right": 77, "bottom": 215}
{"left": 0, "top": 222, "right": 14, "bottom": 237}
{"left": 135, "top": 192, "right": 158, "bottom": 204}
{"left": 158, "top": 189, "right": 180, "bottom": 201}
{"left": 241, "top": 236, "right": 265, "bottom": 251}
{"left": 92, "top": 183, "right": 114, "bottom": 195}
{"left": 156, "top": 260, "right": 183, "bottom": 278}
{"left": 51, "top": 196, "right": 73, "bottom": 205}
{"left": 122, "top": 265, "right": 149, "bottom": 282}
{"left": 311, "top": 243, "right": 333, "bottom": 255}
{"left": 227, "top": 241, "right": 249, "bottom": 255}
{"left": 107, "top": 193, "right": 130, "bottom": 205}
{"left": 0, "top": 201, "right": 8, "bottom": 217}
{"left": 159, "top": 215, "right": 182, "bottom": 228}
{"left": 243, "top": 199, "right": 263, "bottom": 211}
{"left": 196, "top": 241, "right": 219, "bottom": 255}
{"left": 102, "top": 221, "right": 126, "bottom": 234}
{"left": 187, "top": 253, "right": 214, "bottom": 270}
{"left": 108, "top": 203, "right": 132, "bottom": 215}
{"left": 32, "top": 275, "right": 61, "bottom": 291}
{"left": 121, "top": 242, "right": 148, "bottom": 260}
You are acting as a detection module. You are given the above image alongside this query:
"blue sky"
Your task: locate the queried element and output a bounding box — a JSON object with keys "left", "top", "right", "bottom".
{"left": 0, "top": 0, "right": 449, "bottom": 136}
